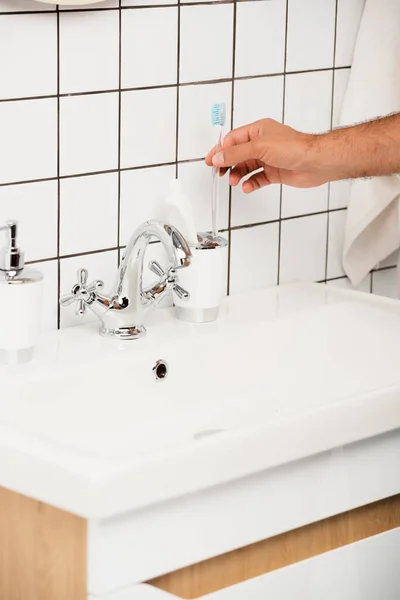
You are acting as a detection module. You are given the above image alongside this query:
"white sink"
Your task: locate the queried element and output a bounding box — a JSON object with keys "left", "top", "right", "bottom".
{"left": 1, "top": 282, "right": 400, "bottom": 518}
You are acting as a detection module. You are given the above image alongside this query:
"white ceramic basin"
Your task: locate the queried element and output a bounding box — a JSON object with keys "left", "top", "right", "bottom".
{"left": 1, "top": 282, "right": 400, "bottom": 518}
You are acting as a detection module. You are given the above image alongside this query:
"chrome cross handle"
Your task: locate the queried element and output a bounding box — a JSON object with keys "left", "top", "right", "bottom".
{"left": 149, "top": 261, "right": 190, "bottom": 301}
{"left": 60, "top": 268, "right": 104, "bottom": 316}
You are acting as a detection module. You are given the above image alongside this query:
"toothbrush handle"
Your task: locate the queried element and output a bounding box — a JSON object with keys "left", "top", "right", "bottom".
{"left": 212, "top": 128, "right": 224, "bottom": 239}
{"left": 212, "top": 166, "right": 219, "bottom": 239}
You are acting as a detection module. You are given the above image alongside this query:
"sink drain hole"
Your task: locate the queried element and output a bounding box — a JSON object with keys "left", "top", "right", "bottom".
{"left": 153, "top": 360, "right": 168, "bottom": 380}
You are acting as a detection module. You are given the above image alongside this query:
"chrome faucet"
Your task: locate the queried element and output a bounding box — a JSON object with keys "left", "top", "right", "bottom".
{"left": 60, "top": 220, "right": 192, "bottom": 340}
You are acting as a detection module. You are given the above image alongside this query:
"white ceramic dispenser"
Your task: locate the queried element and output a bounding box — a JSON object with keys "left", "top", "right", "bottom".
{"left": 0, "top": 221, "right": 44, "bottom": 365}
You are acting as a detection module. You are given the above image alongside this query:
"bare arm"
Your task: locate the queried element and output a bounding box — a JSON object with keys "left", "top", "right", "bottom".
{"left": 313, "top": 113, "right": 400, "bottom": 180}
{"left": 205, "top": 113, "right": 400, "bottom": 193}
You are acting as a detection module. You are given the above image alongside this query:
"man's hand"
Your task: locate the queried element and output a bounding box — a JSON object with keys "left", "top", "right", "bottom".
{"left": 205, "top": 114, "right": 400, "bottom": 193}
{"left": 205, "top": 119, "right": 332, "bottom": 193}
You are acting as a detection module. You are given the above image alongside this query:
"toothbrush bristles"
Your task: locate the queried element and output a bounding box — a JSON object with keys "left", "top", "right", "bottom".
{"left": 211, "top": 102, "right": 226, "bottom": 127}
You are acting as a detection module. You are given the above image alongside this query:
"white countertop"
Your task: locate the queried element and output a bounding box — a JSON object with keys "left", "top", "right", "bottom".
{"left": 1, "top": 282, "right": 400, "bottom": 519}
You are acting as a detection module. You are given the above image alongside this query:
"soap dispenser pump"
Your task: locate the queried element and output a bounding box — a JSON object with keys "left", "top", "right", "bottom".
{"left": 0, "top": 221, "right": 44, "bottom": 364}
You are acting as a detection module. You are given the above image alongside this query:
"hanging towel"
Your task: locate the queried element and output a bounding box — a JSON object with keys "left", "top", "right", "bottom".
{"left": 340, "top": 0, "right": 400, "bottom": 287}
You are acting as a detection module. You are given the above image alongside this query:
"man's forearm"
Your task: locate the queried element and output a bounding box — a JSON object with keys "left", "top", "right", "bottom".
{"left": 310, "top": 113, "right": 400, "bottom": 181}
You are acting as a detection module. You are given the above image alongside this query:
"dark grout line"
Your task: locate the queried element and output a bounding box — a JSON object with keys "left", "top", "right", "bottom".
{"left": 175, "top": 0, "right": 181, "bottom": 177}
{"left": 229, "top": 207, "right": 347, "bottom": 231}
{"left": 372, "top": 264, "right": 398, "bottom": 274}
{"left": 0, "top": 94, "right": 58, "bottom": 104}
{"left": 0, "top": 176, "right": 58, "bottom": 188}
{"left": 56, "top": 5, "right": 61, "bottom": 330}
{"left": 0, "top": 160, "right": 207, "bottom": 189}
{"left": 277, "top": 0, "right": 289, "bottom": 287}
{"left": 26, "top": 209, "right": 348, "bottom": 267}
{"left": 0, "top": 66, "right": 353, "bottom": 105}
{"left": 0, "top": 0, "right": 293, "bottom": 14}
{"left": 226, "top": 0, "right": 237, "bottom": 297}
{"left": 117, "top": 0, "right": 122, "bottom": 264}
{"left": 324, "top": 0, "right": 340, "bottom": 282}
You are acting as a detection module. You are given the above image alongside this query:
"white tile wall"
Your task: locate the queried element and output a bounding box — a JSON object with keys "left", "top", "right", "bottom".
{"left": 0, "top": 13, "right": 57, "bottom": 99}
{"left": 235, "top": 0, "right": 286, "bottom": 78}
{"left": 286, "top": 0, "right": 336, "bottom": 72}
{"left": 279, "top": 213, "right": 328, "bottom": 284}
{"left": 121, "top": 8, "right": 178, "bottom": 89}
{"left": 59, "top": 10, "right": 119, "bottom": 94}
{"left": 60, "top": 92, "right": 119, "bottom": 175}
{"left": 0, "top": 0, "right": 381, "bottom": 332}
{"left": 230, "top": 223, "right": 279, "bottom": 294}
{"left": 372, "top": 269, "right": 399, "bottom": 299}
{"left": 121, "top": 87, "right": 177, "bottom": 168}
{"left": 180, "top": 4, "right": 234, "bottom": 84}
{"left": 284, "top": 70, "right": 333, "bottom": 133}
{"left": 335, "top": 0, "right": 365, "bottom": 68}
{"left": 60, "top": 173, "right": 119, "bottom": 255}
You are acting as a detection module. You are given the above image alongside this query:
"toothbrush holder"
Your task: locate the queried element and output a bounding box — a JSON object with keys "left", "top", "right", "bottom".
{"left": 174, "top": 233, "right": 228, "bottom": 323}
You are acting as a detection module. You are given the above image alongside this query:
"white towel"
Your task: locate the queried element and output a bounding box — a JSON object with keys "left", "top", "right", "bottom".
{"left": 340, "top": 0, "right": 400, "bottom": 287}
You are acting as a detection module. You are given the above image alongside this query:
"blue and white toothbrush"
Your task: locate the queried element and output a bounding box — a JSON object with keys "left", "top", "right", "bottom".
{"left": 211, "top": 102, "right": 226, "bottom": 240}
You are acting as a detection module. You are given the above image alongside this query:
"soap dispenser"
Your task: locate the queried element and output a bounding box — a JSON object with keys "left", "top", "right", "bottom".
{"left": 0, "top": 221, "right": 44, "bottom": 364}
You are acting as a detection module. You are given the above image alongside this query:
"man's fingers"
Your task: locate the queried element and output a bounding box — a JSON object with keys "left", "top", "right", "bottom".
{"left": 205, "top": 122, "right": 261, "bottom": 166}
{"left": 229, "top": 160, "right": 262, "bottom": 186}
{"left": 242, "top": 166, "right": 281, "bottom": 193}
{"left": 242, "top": 171, "right": 271, "bottom": 193}
{"left": 212, "top": 141, "right": 261, "bottom": 168}
{"left": 205, "top": 145, "right": 218, "bottom": 166}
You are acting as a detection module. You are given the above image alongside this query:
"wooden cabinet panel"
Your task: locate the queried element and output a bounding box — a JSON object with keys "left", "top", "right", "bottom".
{"left": 149, "top": 494, "right": 400, "bottom": 599}
{"left": 0, "top": 487, "right": 87, "bottom": 600}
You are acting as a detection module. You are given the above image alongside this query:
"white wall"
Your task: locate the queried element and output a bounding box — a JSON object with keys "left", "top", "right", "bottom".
{"left": 0, "top": 0, "right": 396, "bottom": 330}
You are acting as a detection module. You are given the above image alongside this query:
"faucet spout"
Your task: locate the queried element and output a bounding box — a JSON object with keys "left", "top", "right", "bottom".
{"left": 94, "top": 220, "right": 192, "bottom": 340}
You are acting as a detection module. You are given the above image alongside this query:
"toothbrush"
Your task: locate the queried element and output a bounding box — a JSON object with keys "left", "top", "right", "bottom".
{"left": 211, "top": 102, "right": 226, "bottom": 240}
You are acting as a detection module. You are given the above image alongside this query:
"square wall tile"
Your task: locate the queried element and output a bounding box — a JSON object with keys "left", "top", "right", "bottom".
{"left": 233, "top": 76, "right": 284, "bottom": 128}
{"left": 59, "top": 10, "right": 119, "bottom": 94}
{"left": 332, "top": 68, "right": 350, "bottom": 128}
{"left": 60, "top": 93, "right": 119, "bottom": 176}
{"left": 0, "top": 14, "right": 57, "bottom": 100}
{"left": 335, "top": 0, "right": 365, "bottom": 67}
{"left": 326, "top": 274, "right": 371, "bottom": 293}
{"left": 230, "top": 223, "right": 279, "bottom": 294}
{"left": 280, "top": 213, "right": 328, "bottom": 283}
{"left": 178, "top": 82, "right": 232, "bottom": 161}
{"left": 286, "top": 0, "right": 336, "bottom": 72}
{"left": 60, "top": 250, "right": 118, "bottom": 328}
{"left": 281, "top": 184, "right": 329, "bottom": 219}
{"left": 327, "top": 209, "right": 346, "bottom": 279}
{"left": 122, "top": 8, "right": 177, "bottom": 89}
{"left": 180, "top": 4, "right": 233, "bottom": 84}
{"left": 329, "top": 179, "right": 351, "bottom": 210}
{"left": 376, "top": 249, "right": 399, "bottom": 270}
{"left": 0, "top": 0, "right": 55, "bottom": 10}
{"left": 30, "top": 259, "right": 59, "bottom": 331}
{"left": 372, "top": 268, "right": 398, "bottom": 300}
{"left": 60, "top": 173, "right": 118, "bottom": 256}
{"left": 121, "top": 87, "right": 177, "bottom": 168}
{"left": 231, "top": 179, "right": 280, "bottom": 228}
{"left": 0, "top": 98, "right": 57, "bottom": 185}
{"left": 0, "top": 180, "right": 57, "bottom": 261}
{"left": 284, "top": 71, "right": 333, "bottom": 133}
{"left": 178, "top": 160, "right": 229, "bottom": 233}
{"left": 235, "top": 0, "right": 286, "bottom": 78}
{"left": 120, "top": 164, "right": 176, "bottom": 246}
